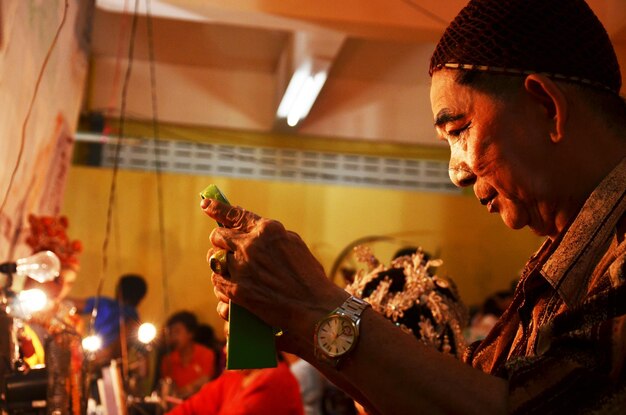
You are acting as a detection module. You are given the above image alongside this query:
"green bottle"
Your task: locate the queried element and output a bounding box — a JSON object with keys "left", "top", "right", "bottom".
{"left": 200, "top": 184, "right": 277, "bottom": 369}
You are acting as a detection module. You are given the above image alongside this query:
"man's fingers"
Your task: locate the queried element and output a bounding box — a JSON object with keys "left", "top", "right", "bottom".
{"left": 209, "top": 228, "right": 240, "bottom": 252}
{"left": 201, "top": 198, "right": 261, "bottom": 232}
{"left": 213, "top": 285, "right": 230, "bottom": 304}
{"left": 206, "top": 246, "right": 223, "bottom": 263}
{"left": 211, "top": 263, "right": 232, "bottom": 321}
{"left": 211, "top": 272, "right": 235, "bottom": 296}
{"left": 216, "top": 301, "right": 230, "bottom": 321}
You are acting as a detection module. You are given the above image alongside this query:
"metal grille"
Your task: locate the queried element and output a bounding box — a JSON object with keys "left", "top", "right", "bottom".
{"left": 97, "top": 137, "right": 458, "bottom": 193}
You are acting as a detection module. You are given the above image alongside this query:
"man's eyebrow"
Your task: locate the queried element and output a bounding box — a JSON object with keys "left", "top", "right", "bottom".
{"left": 434, "top": 109, "right": 465, "bottom": 127}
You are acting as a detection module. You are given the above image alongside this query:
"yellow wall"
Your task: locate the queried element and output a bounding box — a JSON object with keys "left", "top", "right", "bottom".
{"left": 63, "top": 165, "right": 542, "bottom": 336}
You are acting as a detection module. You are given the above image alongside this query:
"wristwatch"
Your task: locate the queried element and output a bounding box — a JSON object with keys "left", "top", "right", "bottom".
{"left": 314, "top": 295, "right": 370, "bottom": 367}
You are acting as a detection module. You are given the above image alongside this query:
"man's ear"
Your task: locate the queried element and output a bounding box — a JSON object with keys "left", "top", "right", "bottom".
{"left": 523, "top": 74, "right": 568, "bottom": 143}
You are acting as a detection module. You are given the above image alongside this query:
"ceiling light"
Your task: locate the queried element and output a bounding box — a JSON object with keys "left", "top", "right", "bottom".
{"left": 277, "top": 59, "right": 329, "bottom": 127}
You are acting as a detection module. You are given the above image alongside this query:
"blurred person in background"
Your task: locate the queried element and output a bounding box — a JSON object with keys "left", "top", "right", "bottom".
{"left": 167, "top": 322, "right": 304, "bottom": 415}
{"left": 72, "top": 273, "right": 147, "bottom": 366}
{"left": 161, "top": 311, "right": 216, "bottom": 398}
{"left": 195, "top": 322, "right": 226, "bottom": 379}
{"left": 285, "top": 352, "right": 325, "bottom": 415}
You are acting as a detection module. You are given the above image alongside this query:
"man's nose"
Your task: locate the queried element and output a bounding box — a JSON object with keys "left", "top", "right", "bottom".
{"left": 448, "top": 159, "right": 476, "bottom": 187}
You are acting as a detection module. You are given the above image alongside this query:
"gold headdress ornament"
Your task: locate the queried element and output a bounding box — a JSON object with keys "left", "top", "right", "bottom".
{"left": 346, "top": 246, "right": 468, "bottom": 356}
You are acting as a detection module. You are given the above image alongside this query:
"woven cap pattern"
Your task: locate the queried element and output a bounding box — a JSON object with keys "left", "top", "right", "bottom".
{"left": 430, "top": 0, "right": 621, "bottom": 93}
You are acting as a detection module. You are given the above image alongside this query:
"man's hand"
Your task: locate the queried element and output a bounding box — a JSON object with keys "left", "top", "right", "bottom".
{"left": 201, "top": 198, "right": 348, "bottom": 341}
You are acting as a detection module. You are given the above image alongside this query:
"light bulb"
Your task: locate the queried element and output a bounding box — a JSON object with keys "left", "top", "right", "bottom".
{"left": 138, "top": 322, "right": 157, "bottom": 344}
{"left": 82, "top": 335, "right": 103, "bottom": 352}
{"left": 17, "top": 289, "right": 48, "bottom": 313}
{"left": 16, "top": 251, "right": 61, "bottom": 283}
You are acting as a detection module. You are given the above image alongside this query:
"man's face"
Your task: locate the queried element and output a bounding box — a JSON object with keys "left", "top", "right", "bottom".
{"left": 430, "top": 70, "right": 559, "bottom": 236}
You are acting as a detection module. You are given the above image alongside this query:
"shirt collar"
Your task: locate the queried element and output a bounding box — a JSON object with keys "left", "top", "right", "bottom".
{"left": 541, "top": 158, "right": 626, "bottom": 309}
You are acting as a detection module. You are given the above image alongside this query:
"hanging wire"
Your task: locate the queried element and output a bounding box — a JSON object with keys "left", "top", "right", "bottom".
{"left": 104, "top": 0, "right": 132, "bottom": 120}
{"left": 0, "top": 0, "right": 69, "bottom": 218}
{"left": 145, "top": 0, "right": 171, "bottom": 322}
{"left": 87, "top": 0, "right": 172, "bottom": 387}
{"left": 401, "top": 0, "right": 448, "bottom": 26}
{"left": 145, "top": 0, "right": 177, "bottom": 383}
{"left": 95, "top": 0, "right": 130, "bottom": 278}
{"left": 89, "top": 0, "right": 141, "bottom": 349}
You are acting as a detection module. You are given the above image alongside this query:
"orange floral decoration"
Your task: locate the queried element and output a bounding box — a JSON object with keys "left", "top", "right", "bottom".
{"left": 25, "top": 214, "right": 82, "bottom": 270}
{"left": 25, "top": 214, "right": 85, "bottom": 415}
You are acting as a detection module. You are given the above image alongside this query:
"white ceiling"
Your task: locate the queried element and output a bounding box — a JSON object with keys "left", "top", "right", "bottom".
{"left": 88, "top": 0, "right": 626, "bottom": 147}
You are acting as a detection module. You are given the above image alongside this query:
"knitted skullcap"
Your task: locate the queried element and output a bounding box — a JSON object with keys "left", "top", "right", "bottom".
{"left": 430, "top": 0, "right": 621, "bottom": 94}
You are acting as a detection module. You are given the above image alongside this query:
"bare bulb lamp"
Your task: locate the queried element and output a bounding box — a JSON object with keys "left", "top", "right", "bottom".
{"left": 138, "top": 322, "right": 157, "bottom": 344}
{"left": 82, "top": 335, "right": 103, "bottom": 353}
{"left": 17, "top": 289, "right": 48, "bottom": 314}
{"left": 0, "top": 251, "right": 61, "bottom": 283}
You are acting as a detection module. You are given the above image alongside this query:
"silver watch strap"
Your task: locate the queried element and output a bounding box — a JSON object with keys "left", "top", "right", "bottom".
{"left": 336, "top": 296, "right": 370, "bottom": 321}
{"left": 314, "top": 296, "right": 370, "bottom": 368}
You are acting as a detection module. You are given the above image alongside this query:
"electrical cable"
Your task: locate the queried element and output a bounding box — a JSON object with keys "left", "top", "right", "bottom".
{"left": 90, "top": 0, "right": 142, "bottom": 391}
{"left": 0, "top": 0, "right": 69, "bottom": 218}
{"left": 146, "top": 0, "right": 172, "bottom": 322}
{"left": 146, "top": 0, "right": 176, "bottom": 383}
{"left": 88, "top": 0, "right": 141, "bottom": 343}
{"left": 104, "top": 0, "right": 131, "bottom": 119}
{"left": 401, "top": 0, "right": 448, "bottom": 26}
{"left": 101, "top": 0, "right": 130, "bottom": 279}
{"left": 87, "top": 0, "right": 174, "bottom": 395}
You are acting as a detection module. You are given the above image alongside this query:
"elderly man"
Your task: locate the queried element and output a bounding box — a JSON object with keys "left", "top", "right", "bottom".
{"left": 202, "top": 0, "right": 626, "bottom": 413}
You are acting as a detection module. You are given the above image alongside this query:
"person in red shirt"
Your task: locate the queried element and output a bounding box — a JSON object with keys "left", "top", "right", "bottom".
{"left": 161, "top": 311, "right": 216, "bottom": 398}
{"left": 167, "top": 323, "right": 304, "bottom": 415}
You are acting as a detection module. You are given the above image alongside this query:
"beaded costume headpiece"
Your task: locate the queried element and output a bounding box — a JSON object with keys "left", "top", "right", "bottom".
{"left": 346, "top": 246, "right": 467, "bottom": 357}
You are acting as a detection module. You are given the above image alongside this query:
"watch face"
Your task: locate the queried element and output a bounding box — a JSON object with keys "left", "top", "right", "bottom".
{"left": 316, "top": 315, "right": 357, "bottom": 357}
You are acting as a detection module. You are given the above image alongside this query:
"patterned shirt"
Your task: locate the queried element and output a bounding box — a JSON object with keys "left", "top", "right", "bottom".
{"left": 464, "top": 158, "right": 626, "bottom": 414}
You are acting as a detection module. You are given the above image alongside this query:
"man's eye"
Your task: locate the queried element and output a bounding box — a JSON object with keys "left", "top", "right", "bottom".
{"left": 447, "top": 123, "right": 471, "bottom": 140}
